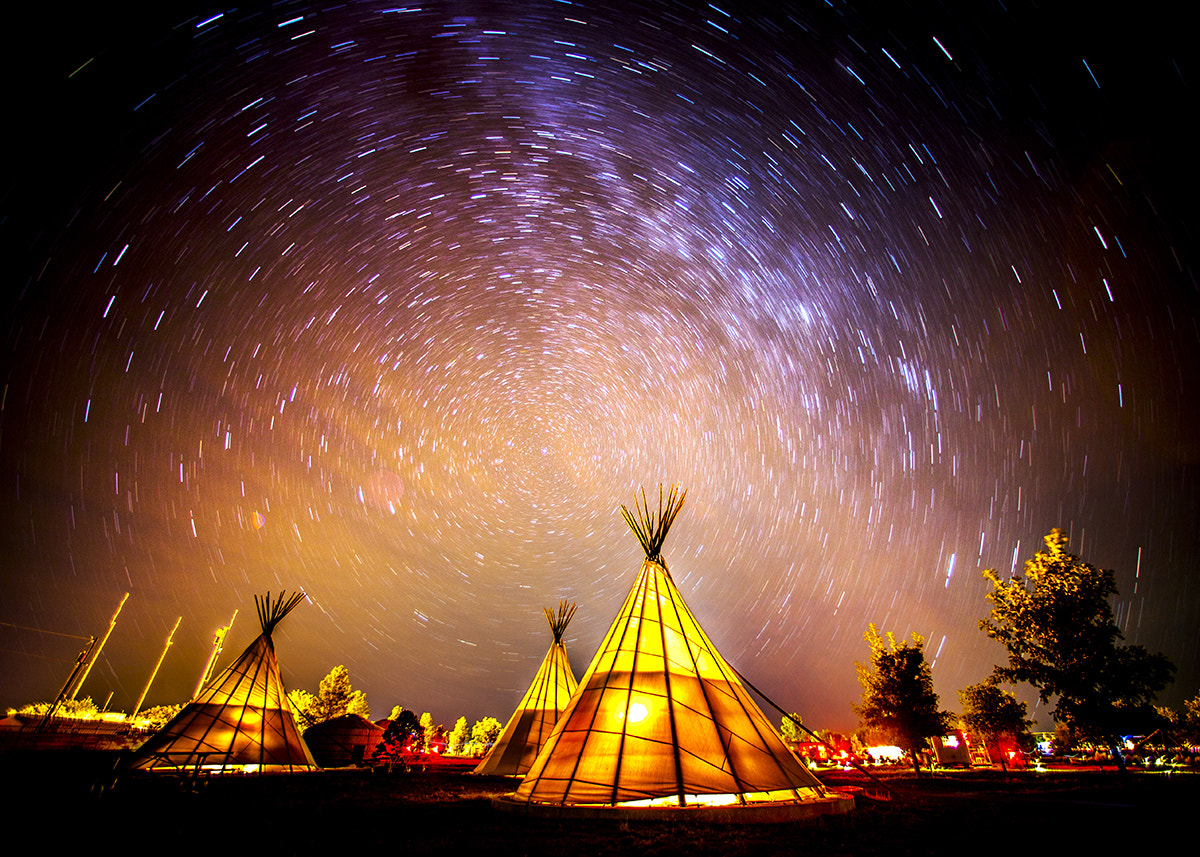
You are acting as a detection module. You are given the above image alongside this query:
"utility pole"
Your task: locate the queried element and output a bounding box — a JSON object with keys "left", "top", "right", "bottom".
{"left": 193, "top": 609, "right": 237, "bottom": 699}
{"left": 69, "top": 592, "right": 129, "bottom": 699}
{"left": 40, "top": 592, "right": 129, "bottom": 728}
{"left": 131, "top": 616, "right": 181, "bottom": 720}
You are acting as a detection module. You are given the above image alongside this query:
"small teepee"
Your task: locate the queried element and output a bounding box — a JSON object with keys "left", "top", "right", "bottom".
{"left": 130, "top": 592, "right": 317, "bottom": 773}
{"left": 474, "top": 600, "right": 579, "bottom": 777}
{"left": 503, "top": 487, "right": 849, "bottom": 819}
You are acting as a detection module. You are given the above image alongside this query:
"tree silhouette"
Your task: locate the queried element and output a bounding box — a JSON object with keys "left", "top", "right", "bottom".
{"left": 958, "top": 682, "right": 1032, "bottom": 771}
{"left": 853, "top": 624, "right": 952, "bottom": 777}
{"left": 980, "top": 529, "right": 1174, "bottom": 770}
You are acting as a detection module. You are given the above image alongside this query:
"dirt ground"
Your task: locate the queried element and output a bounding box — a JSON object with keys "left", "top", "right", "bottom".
{"left": 7, "top": 751, "right": 1193, "bottom": 856}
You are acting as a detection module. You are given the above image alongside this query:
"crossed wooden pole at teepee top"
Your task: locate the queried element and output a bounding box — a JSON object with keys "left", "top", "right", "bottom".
{"left": 621, "top": 484, "right": 687, "bottom": 565}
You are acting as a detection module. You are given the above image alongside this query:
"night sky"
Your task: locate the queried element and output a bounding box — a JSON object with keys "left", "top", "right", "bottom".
{"left": 2, "top": 1, "right": 1195, "bottom": 733}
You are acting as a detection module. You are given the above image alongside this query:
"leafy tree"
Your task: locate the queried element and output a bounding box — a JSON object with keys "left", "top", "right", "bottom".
{"left": 853, "top": 624, "right": 953, "bottom": 777}
{"left": 288, "top": 689, "right": 318, "bottom": 729}
{"left": 958, "top": 682, "right": 1032, "bottom": 771}
{"left": 10, "top": 697, "right": 100, "bottom": 718}
{"left": 470, "top": 716, "right": 503, "bottom": 756}
{"left": 314, "top": 665, "right": 370, "bottom": 721}
{"left": 816, "top": 729, "right": 848, "bottom": 748}
{"left": 1155, "top": 692, "right": 1200, "bottom": 752}
{"left": 418, "top": 712, "right": 447, "bottom": 754}
{"left": 380, "top": 707, "right": 422, "bottom": 755}
{"left": 447, "top": 716, "right": 469, "bottom": 756}
{"left": 136, "top": 704, "right": 183, "bottom": 730}
{"left": 980, "top": 529, "right": 1175, "bottom": 769}
{"left": 1051, "top": 722, "right": 1076, "bottom": 757}
{"left": 779, "top": 712, "right": 804, "bottom": 744}
{"left": 290, "top": 665, "right": 370, "bottom": 729}
{"left": 416, "top": 712, "right": 447, "bottom": 753}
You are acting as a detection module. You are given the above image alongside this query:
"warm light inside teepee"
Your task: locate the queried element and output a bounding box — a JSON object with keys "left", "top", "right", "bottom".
{"left": 501, "top": 488, "right": 852, "bottom": 820}
{"left": 472, "top": 600, "right": 580, "bottom": 777}
{"left": 615, "top": 700, "right": 650, "bottom": 723}
{"left": 129, "top": 591, "right": 317, "bottom": 773}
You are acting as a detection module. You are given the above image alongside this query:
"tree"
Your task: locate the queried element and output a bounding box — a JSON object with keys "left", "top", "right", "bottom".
{"left": 853, "top": 624, "right": 953, "bottom": 777}
{"left": 314, "top": 665, "right": 370, "bottom": 722}
{"left": 779, "top": 712, "right": 804, "bottom": 745}
{"left": 380, "top": 707, "right": 422, "bottom": 756}
{"left": 469, "top": 716, "right": 502, "bottom": 756}
{"left": 1051, "top": 722, "right": 1075, "bottom": 757}
{"left": 1155, "top": 691, "right": 1200, "bottom": 754}
{"left": 136, "top": 704, "right": 183, "bottom": 730}
{"left": 958, "top": 682, "right": 1032, "bottom": 771}
{"left": 290, "top": 665, "right": 370, "bottom": 729}
{"left": 447, "top": 716, "right": 469, "bottom": 756}
{"left": 417, "top": 712, "right": 446, "bottom": 753}
{"left": 288, "top": 689, "right": 318, "bottom": 729}
{"left": 980, "top": 529, "right": 1175, "bottom": 769}
{"left": 10, "top": 697, "right": 99, "bottom": 719}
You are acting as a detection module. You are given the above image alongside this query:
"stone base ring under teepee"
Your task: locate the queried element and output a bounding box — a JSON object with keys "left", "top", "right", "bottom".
{"left": 495, "top": 486, "right": 855, "bottom": 822}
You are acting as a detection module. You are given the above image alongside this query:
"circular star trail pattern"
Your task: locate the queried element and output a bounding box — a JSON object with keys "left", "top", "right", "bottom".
{"left": 2, "top": 1, "right": 1195, "bottom": 730}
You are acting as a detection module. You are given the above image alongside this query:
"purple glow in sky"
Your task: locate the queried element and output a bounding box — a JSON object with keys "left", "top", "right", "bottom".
{"left": 2, "top": 1, "right": 1195, "bottom": 731}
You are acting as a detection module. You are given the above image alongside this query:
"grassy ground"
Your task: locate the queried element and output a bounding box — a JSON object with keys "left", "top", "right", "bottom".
{"left": 6, "top": 751, "right": 1192, "bottom": 855}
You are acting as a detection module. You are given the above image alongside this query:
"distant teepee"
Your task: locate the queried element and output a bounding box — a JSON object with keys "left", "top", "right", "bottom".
{"left": 511, "top": 486, "right": 831, "bottom": 809}
{"left": 474, "top": 600, "right": 578, "bottom": 776}
{"left": 130, "top": 592, "right": 317, "bottom": 773}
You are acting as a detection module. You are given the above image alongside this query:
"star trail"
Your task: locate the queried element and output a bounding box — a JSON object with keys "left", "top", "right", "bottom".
{"left": 2, "top": 1, "right": 1195, "bottom": 731}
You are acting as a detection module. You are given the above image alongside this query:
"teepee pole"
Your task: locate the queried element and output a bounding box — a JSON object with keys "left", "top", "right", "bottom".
{"left": 609, "top": 576, "right": 647, "bottom": 805}
{"left": 729, "top": 664, "right": 894, "bottom": 797}
{"left": 652, "top": 571, "right": 688, "bottom": 806}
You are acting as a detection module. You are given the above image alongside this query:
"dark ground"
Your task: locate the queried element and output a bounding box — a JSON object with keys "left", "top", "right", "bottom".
{"left": 7, "top": 751, "right": 1192, "bottom": 855}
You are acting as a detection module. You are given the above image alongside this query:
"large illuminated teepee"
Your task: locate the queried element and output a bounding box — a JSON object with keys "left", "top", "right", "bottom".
{"left": 473, "top": 600, "right": 579, "bottom": 776}
{"left": 130, "top": 592, "right": 317, "bottom": 773}
{"left": 499, "top": 487, "right": 852, "bottom": 820}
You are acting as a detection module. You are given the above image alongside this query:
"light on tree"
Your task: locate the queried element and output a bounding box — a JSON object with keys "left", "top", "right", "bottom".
{"left": 980, "top": 529, "right": 1174, "bottom": 770}
{"left": 958, "top": 682, "right": 1032, "bottom": 772}
{"left": 853, "top": 624, "right": 952, "bottom": 778}
{"left": 470, "top": 716, "right": 503, "bottom": 756}
{"left": 289, "top": 665, "right": 370, "bottom": 729}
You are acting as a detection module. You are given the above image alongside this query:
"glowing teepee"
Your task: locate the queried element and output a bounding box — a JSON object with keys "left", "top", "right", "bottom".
{"left": 509, "top": 486, "right": 836, "bottom": 812}
{"left": 130, "top": 592, "right": 317, "bottom": 773}
{"left": 474, "top": 600, "right": 579, "bottom": 777}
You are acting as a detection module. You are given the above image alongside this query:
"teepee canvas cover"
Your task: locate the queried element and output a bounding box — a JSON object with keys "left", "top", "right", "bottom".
{"left": 130, "top": 592, "right": 317, "bottom": 772}
{"left": 513, "top": 487, "right": 827, "bottom": 807}
{"left": 474, "top": 601, "right": 578, "bottom": 776}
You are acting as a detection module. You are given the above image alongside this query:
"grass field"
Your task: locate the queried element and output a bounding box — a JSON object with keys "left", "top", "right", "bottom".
{"left": 7, "top": 751, "right": 1192, "bottom": 855}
